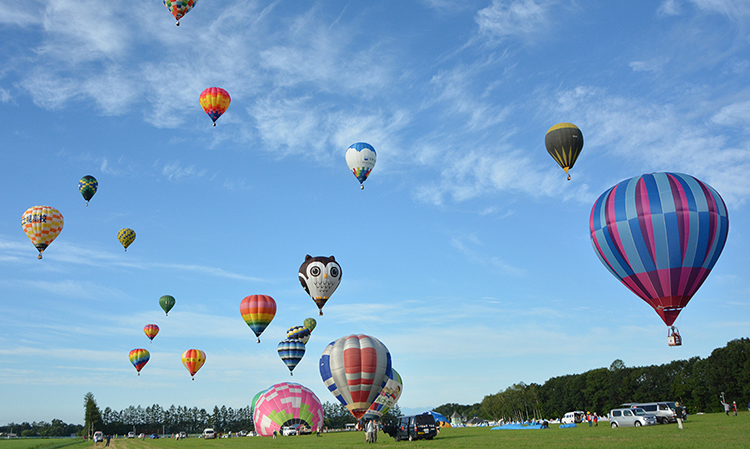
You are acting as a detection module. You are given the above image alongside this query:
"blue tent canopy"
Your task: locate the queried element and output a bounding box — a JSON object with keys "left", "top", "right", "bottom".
{"left": 426, "top": 411, "right": 450, "bottom": 424}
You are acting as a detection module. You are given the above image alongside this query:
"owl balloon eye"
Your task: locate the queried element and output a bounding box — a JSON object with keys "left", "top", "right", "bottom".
{"left": 330, "top": 266, "right": 340, "bottom": 277}
{"left": 310, "top": 266, "right": 321, "bottom": 276}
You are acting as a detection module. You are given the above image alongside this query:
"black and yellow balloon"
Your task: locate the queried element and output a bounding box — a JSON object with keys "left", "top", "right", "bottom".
{"left": 545, "top": 123, "right": 584, "bottom": 180}
{"left": 78, "top": 175, "right": 98, "bottom": 206}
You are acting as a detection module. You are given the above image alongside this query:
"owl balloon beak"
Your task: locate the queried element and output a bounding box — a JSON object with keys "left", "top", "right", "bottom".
{"left": 324, "top": 273, "right": 327, "bottom": 278}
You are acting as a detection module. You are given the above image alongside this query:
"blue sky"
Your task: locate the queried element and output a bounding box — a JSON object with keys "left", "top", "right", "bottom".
{"left": 1, "top": 0, "right": 749, "bottom": 425}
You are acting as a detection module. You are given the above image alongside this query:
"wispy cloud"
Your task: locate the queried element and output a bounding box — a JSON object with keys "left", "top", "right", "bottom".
{"left": 475, "top": 0, "right": 557, "bottom": 43}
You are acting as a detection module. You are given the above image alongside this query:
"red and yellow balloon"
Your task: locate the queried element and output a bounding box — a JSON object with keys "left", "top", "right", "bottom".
{"left": 199, "top": 87, "right": 231, "bottom": 126}
{"left": 144, "top": 324, "right": 160, "bottom": 342}
{"left": 181, "top": 349, "right": 206, "bottom": 380}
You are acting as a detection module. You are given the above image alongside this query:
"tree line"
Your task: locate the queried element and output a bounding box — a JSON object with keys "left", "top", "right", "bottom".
{"left": 434, "top": 338, "right": 750, "bottom": 423}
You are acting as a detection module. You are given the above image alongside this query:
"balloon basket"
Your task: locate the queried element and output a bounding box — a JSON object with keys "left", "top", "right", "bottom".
{"left": 668, "top": 327, "right": 682, "bottom": 346}
{"left": 318, "top": 310, "right": 323, "bottom": 316}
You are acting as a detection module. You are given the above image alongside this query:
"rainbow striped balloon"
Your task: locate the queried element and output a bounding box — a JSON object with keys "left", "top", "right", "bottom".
{"left": 129, "top": 348, "right": 150, "bottom": 376}
{"left": 143, "top": 324, "right": 160, "bottom": 342}
{"left": 240, "top": 295, "right": 276, "bottom": 343}
{"left": 199, "top": 87, "right": 231, "bottom": 126}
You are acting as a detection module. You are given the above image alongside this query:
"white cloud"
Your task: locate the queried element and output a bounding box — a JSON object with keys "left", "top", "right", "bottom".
{"left": 475, "top": 0, "right": 556, "bottom": 42}
{"left": 658, "top": 0, "right": 682, "bottom": 15}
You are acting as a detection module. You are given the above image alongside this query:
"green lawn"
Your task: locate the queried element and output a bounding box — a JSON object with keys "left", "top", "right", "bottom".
{"left": 3, "top": 414, "right": 749, "bottom": 449}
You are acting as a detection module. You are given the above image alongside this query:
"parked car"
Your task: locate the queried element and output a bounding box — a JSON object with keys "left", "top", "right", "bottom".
{"left": 609, "top": 407, "right": 658, "bottom": 428}
{"left": 561, "top": 411, "right": 585, "bottom": 424}
{"left": 179, "top": 432, "right": 187, "bottom": 439}
{"left": 620, "top": 402, "right": 679, "bottom": 424}
{"left": 93, "top": 431, "right": 103, "bottom": 443}
{"left": 149, "top": 434, "right": 159, "bottom": 439}
{"left": 127, "top": 432, "right": 135, "bottom": 439}
{"left": 383, "top": 414, "right": 437, "bottom": 442}
{"left": 202, "top": 428, "right": 216, "bottom": 439}
{"left": 282, "top": 426, "right": 297, "bottom": 436}
{"left": 292, "top": 424, "right": 312, "bottom": 435}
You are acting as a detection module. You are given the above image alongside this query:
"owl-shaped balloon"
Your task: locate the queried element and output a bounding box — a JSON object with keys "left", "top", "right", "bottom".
{"left": 298, "top": 255, "right": 341, "bottom": 315}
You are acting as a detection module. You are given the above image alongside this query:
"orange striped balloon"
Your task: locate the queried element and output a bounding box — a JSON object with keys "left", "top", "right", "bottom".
{"left": 240, "top": 295, "right": 277, "bottom": 343}
{"left": 199, "top": 87, "right": 231, "bottom": 126}
{"left": 21, "top": 206, "right": 64, "bottom": 259}
{"left": 181, "top": 349, "right": 206, "bottom": 380}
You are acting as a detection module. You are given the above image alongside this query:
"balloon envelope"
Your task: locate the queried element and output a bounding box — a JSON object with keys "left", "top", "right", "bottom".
{"left": 253, "top": 383, "right": 324, "bottom": 437}
{"left": 346, "top": 142, "right": 377, "bottom": 188}
{"left": 278, "top": 339, "right": 306, "bottom": 374}
{"left": 22, "top": 205, "right": 64, "bottom": 259}
{"left": 129, "top": 348, "right": 150, "bottom": 375}
{"left": 364, "top": 367, "right": 403, "bottom": 419}
{"left": 545, "top": 123, "right": 583, "bottom": 179}
{"left": 240, "top": 295, "right": 277, "bottom": 342}
{"left": 287, "top": 325, "right": 311, "bottom": 344}
{"left": 298, "top": 255, "right": 342, "bottom": 315}
{"left": 159, "top": 295, "right": 176, "bottom": 316}
{"left": 144, "top": 324, "right": 160, "bottom": 341}
{"left": 590, "top": 172, "right": 729, "bottom": 326}
{"left": 199, "top": 87, "right": 231, "bottom": 125}
{"left": 319, "top": 334, "right": 392, "bottom": 420}
{"left": 117, "top": 228, "right": 135, "bottom": 251}
{"left": 78, "top": 175, "right": 98, "bottom": 204}
{"left": 303, "top": 317, "right": 317, "bottom": 333}
{"left": 181, "top": 349, "right": 206, "bottom": 379}
{"left": 163, "top": 0, "right": 197, "bottom": 25}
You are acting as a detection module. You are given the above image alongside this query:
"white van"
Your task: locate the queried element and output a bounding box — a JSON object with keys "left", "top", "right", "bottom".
{"left": 202, "top": 428, "right": 216, "bottom": 439}
{"left": 93, "top": 431, "right": 104, "bottom": 442}
{"left": 620, "top": 402, "right": 677, "bottom": 424}
{"left": 561, "top": 411, "right": 584, "bottom": 424}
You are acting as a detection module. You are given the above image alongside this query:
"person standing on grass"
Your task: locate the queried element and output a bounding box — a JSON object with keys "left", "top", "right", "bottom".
{"left": 675, "top": 402, "right": 684, "bottom": 429}
{"left": 721, "top": 400, "right": 731, "bottom": 415}
{"left": 732, "top": 401, "right": 737, "bottom": 416}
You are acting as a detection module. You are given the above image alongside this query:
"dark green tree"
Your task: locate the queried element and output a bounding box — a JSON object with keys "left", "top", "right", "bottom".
{"left": 83, "top": 392, "right": 104, "bottom": 438}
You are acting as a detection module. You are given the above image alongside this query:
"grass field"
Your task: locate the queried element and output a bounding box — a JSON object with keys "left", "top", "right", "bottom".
{"left": 2, "top": 414, "right": 748, "bottom": 449}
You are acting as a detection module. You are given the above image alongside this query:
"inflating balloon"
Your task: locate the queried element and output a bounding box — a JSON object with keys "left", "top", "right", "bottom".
{"left": 117, "top": 228, "right": 136, "bottom": 251}
{"left": 298, "top": 255, "right": 341, "bottom": 315}
{"left": 144, "top": 324, "right": 160, "bottom": 342}
{"left": 199, "top": 87, "right": 231, "bottom": 126}
{"left": 78, "top": 175, "right": 98, "bottom": 206}
{"left": 163, "top": 0, "right": 197, "bottom": 26}
{"left": 159, "top": 295, "right": 176, "bottom": 316}
{"left": 319, "top": 334, "right": 392, "bottom": 419}
{"left": 590, "top": 172, "right": 728, "bottom": 345}
{"left": 22, "top": 206, "right": 64, "bottom": 259}
{"left": 346, "top": 142, "right": 377, "bottom": 189}
{"left": 545, "top": 123, "right": 583, "bottom": 180}
{"left": 364, "top": 367, "right": 403, "bottom": 419}
{"left": 253, "top": 383, "right": 324, "bottom": 437}
{"left": 278, "top": 339, "right": 306, "bottom": 375}
{"left": 287, "top": 325, "right": 310, "bottom": 344}
{"left": 181, "top": 349, "right": 206, "bottom": 380}
{"left": 240, "top": 295, "right": 276, "bottom": 343}
{"left": 129, "top": 348, "right": 150, "bottom": 375}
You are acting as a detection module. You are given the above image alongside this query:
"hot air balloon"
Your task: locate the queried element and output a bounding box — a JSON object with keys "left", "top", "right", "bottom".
{"left": 22, "top": 206, "right": 64, "bottom": 259}
{"left": 129, "top": 348, "right": 150, "bottom": 375}
{"left": 590, "top": 172, "right": 728, "bottom": 346}
{"left": 181, "top": 349, "right": 206, "bottom": 380}
{"left": 78, "top": 175, "right": 98, "bottom": 206}
{"left": 319, "top": 334, "right": 392, "bottom": 420}
{"left": 240, "top": 295, "right": 276, "bottom": 343}
{"left": 346, "top": 142, "right": 377, "bottom": 189}
{"left": 199, "top": 87, "right": 231, "bottom": 126}
{"left": 364, "top": 367, "right": 403, "bottom": 419}
{"left": 144, "top": 324, "right": 160, "bottom": 342}
{"left": 117, "top": 228, "right": 135, "bottom": 251}
{"left": 298, "top": 255, "right": 341, "bottom": 315}
{"left": 250, "top": 388, "right": 269, "bottom": 417}
{"left": 287, "top": 325, "right": 311, "bottom": 344}
{"left": 545, "top": 123, "right": 583, "bottom": 180}
{"left": 159, "top": 295, "right": 175, "bottom": 316}
{"left": 303, "top": 317, "right": 317, "bottom": 333}
{"left": 253, "top": 383, "right": 324, "bottom": 437}
{"left": 163, "top": 0, "right": 197, "bottom": 26}
{"left": 278, "top": 339, "right": 306, "bottom": 375}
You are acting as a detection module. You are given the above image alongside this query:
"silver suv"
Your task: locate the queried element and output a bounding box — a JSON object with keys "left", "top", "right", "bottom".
{"left": 620, "top": 402, "right": 677, "bottom": 424}
{"left": 609, "top": 407, "right": 658, "bottom": 428}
